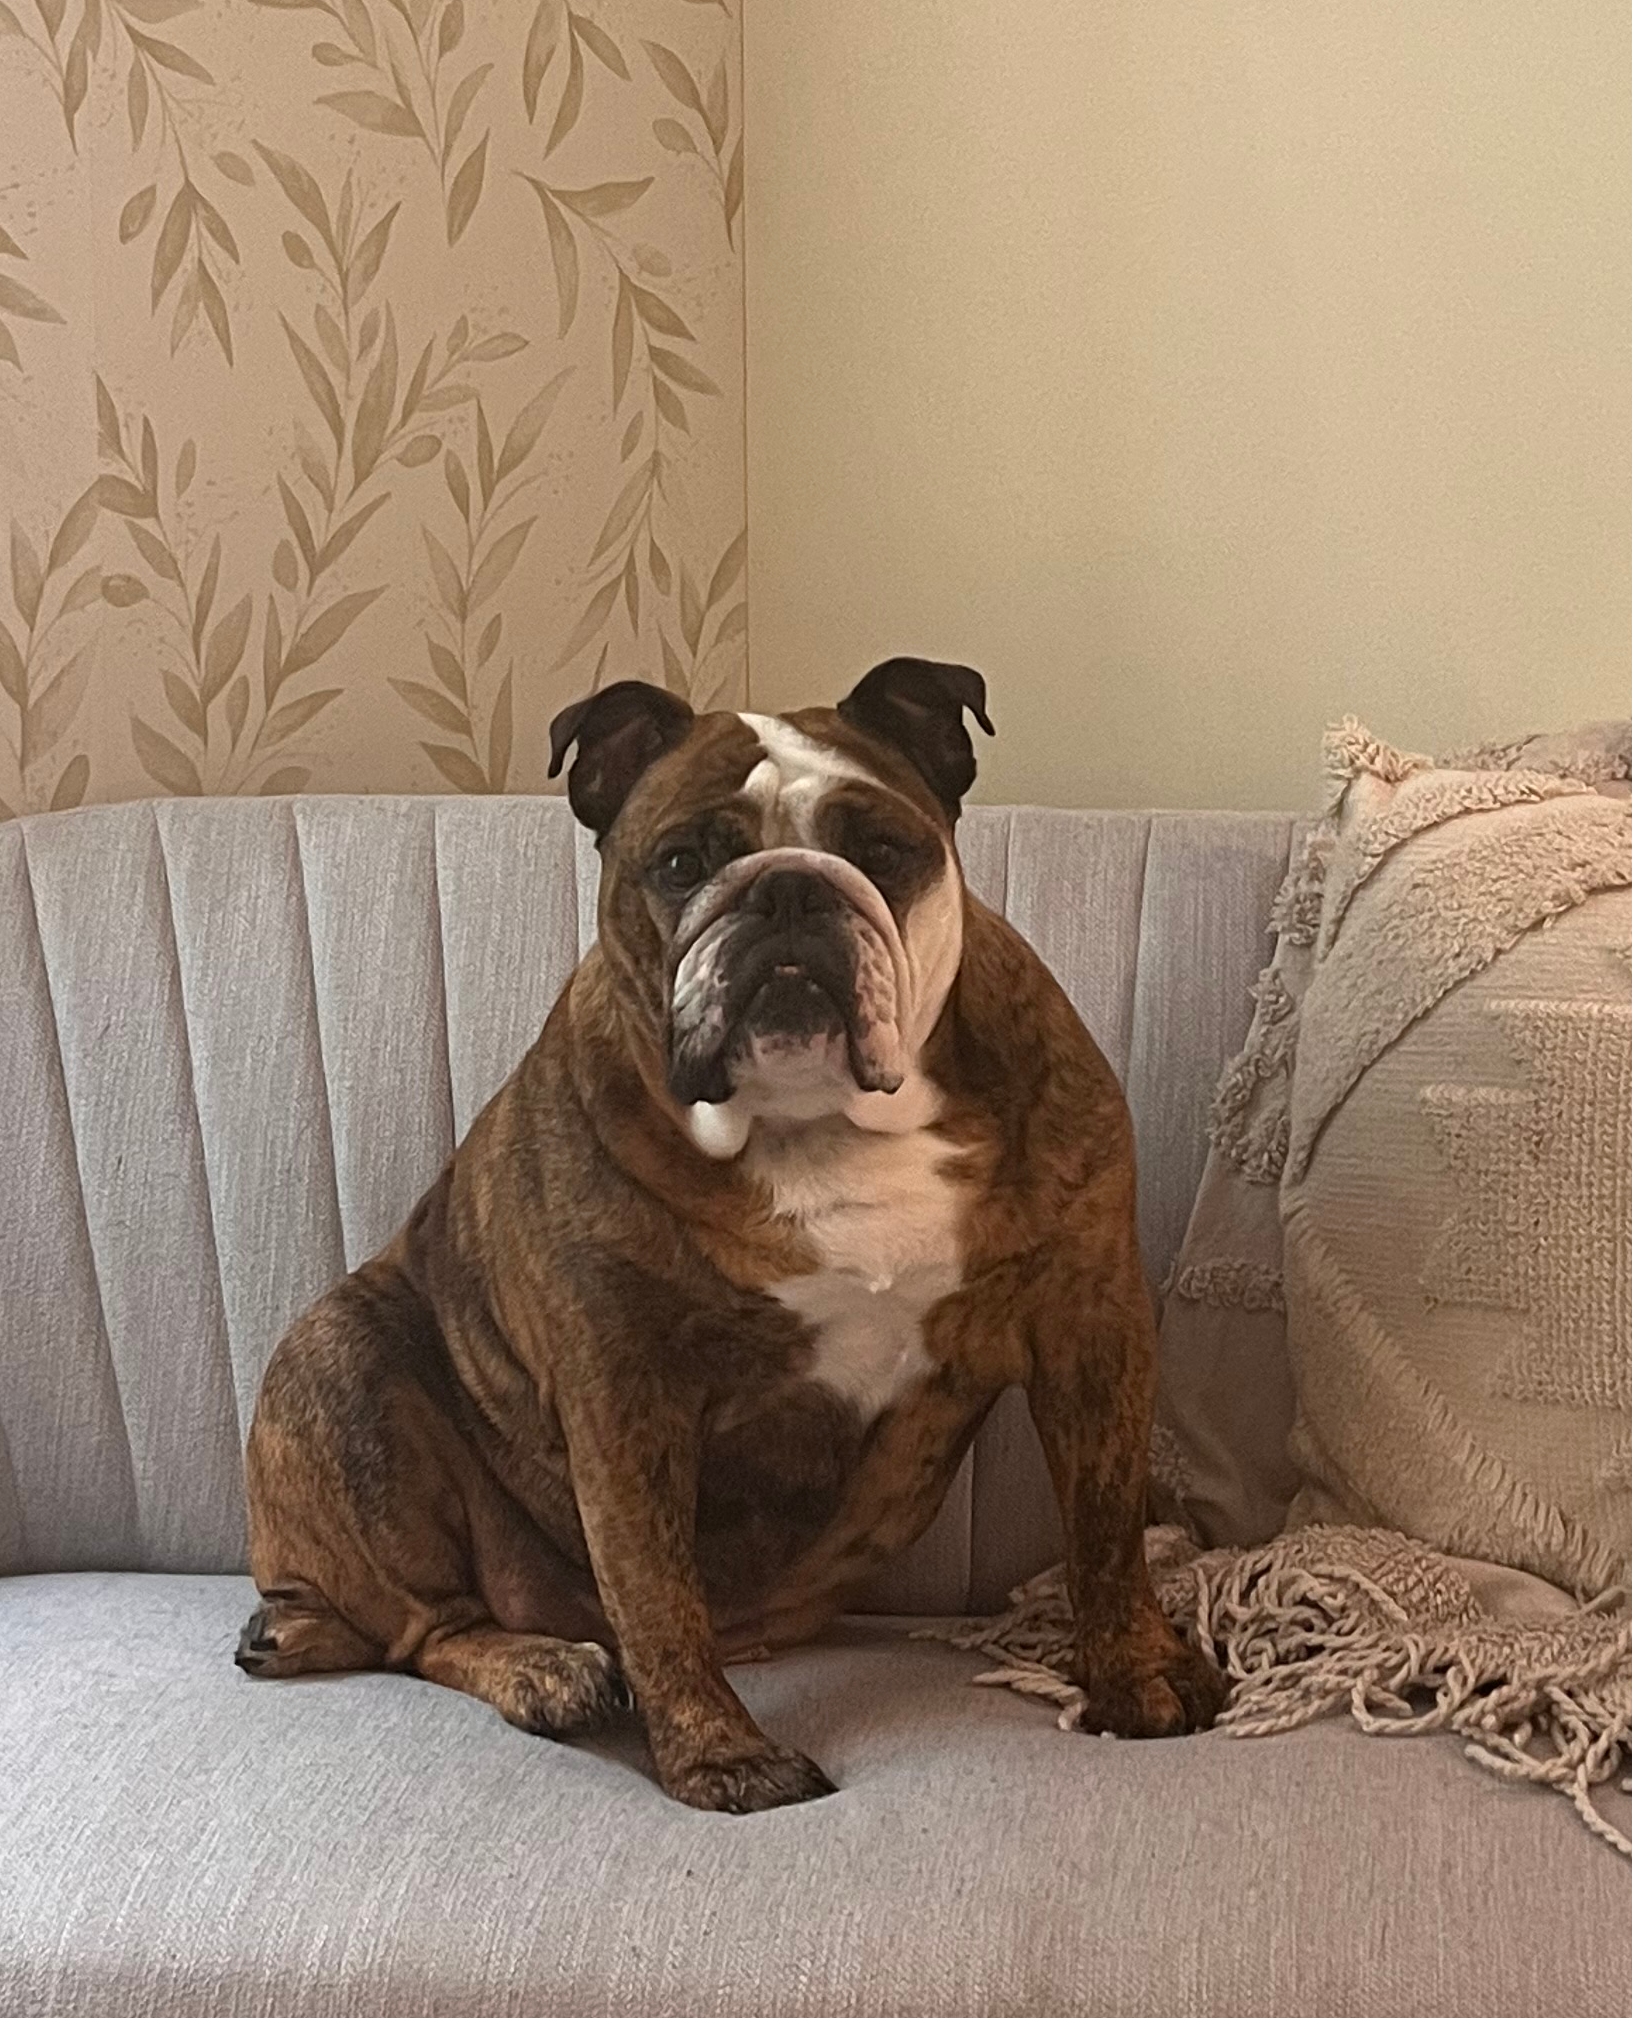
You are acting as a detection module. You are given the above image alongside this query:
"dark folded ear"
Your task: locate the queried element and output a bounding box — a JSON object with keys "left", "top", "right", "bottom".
{"left": 548, "top": 680, "right": 694, "bottom": 839}
{"left": 836, "top": 658, "right": 995, "bottom": 815}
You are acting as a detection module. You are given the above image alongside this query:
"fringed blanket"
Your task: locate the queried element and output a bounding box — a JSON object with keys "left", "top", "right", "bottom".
{"left": 916, "top": 1524, "right": 1632, "bottom": 1860}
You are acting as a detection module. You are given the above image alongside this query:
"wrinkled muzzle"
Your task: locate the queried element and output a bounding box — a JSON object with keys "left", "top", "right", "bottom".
{"left": 666, "top": 849, "right": 911, "bottom": 1107}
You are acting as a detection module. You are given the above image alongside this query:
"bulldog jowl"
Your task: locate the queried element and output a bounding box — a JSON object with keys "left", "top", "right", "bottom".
{"left": 238, "top": 659, "right": 1222, "bottom": 1815}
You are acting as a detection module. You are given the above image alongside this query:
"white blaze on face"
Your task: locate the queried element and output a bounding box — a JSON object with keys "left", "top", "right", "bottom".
{"left": 676, "top": 713, "right": 966, "bottom": 1157}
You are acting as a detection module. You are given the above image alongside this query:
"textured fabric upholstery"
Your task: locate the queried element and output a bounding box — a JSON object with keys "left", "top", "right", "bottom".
{"left": 0, "top": 796, "right": 1293, "bottom": 1606}
{"left": 4, "top": 1573, "right": 1628, "bottom": 2018}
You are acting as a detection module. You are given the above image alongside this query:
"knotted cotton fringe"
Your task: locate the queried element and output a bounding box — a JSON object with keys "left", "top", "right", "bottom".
{"left": 914, "top": 1524, "right": 1632, "bottom": 1860}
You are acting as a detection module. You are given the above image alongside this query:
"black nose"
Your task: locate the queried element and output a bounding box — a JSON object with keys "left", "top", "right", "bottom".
{"left": 748, "top": 869, "right": 840, "bottom": 928}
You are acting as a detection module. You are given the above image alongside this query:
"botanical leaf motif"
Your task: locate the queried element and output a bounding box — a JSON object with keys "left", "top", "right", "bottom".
{"left": 51, "top": 755, "right": 90, "bottom": 811}
{"left": 467, "top": 332, "right": 528, "bottom": 363}
{"left": 101, "top": 573, "right": 149, "bottom": 606}
{"left": 170, "top": 265, "right": 203, "bottom": 350}
{"left": 680, "top": 567, "right": 703, "bottom": 652}
{"left": 621, "top": 550, "right": 637, "bottom": 624}
{"left": 48, "top": 485, "right": 100, "bottom": 573}
{"left": 10, "top": 524, "right": 43, "bottom": 630}
{"left": 476, "top": 615, "right": 501, "bottom": 666}
{"left": 319, "top": 92, "right": 423, "bottom": 138}
{"left": 95, "top": 378, "right": 124, "bottom": 460}
{"left": 213, "top": 151, "right": 255, "bottom": 186}
{"left": 475, "top": 404, "right": 495, "bottom": 504}
{"left": 444, "top": 63, "right": 491, "bottom": 158}
{"left": 548, "top": 573, "right": 620, "bottom": 673}
{"left": 119, "top": 186, "right": 157, "bottom": 243}
{"left": 225, "top": 675, "right": 250, "bottom": 745}
{"left": 427, "top": 639, "right": 466, "bottom": 698}
{"left": 316, "top": 492, "right": 391, "bottom": 576}
{"left": 261, "top": 601, "right": 283, "bottom": 705}
{"left": 648, "top": 537, "right": 672, "bottom": 596}
{"left": 127, "top": 27, "right": 212, "bottom": 81}
{"left": 443, "top": 452, "right": 470, "bottom": 521}
{"left": 278, "top": 476, "right": 317, "bottom": 576}
{"left": 650, "top": 345, "right": 720, "bottom": 397}
{"left": 389, "top": 677, "right": 467, "bottom": 734}
{"left": 31, "top": 652, "right": 92, "bottom": 761}
{"left": 397, "top": 434, "right": 440, "bottom": 467}
{"left": 652, "top": 118, "right": 699, "bottom": 158}
{"left": 0, "top": 274, "right": 64, "bottom": 323}
{"left": 547, "top": 28, "right": 583, "bottom": 152}
{"left": 259, "top": 767, "right": 311, "bottom": 795}
{"left": 203, "top": 594, "right": 254, "bottom": 704}
{"left": 525, "top": 181, "right": 579, "bottom": 338}
{"left": 193, "top": 536, "right": 221, "bottom": 654}
{"left": 725, "top": 135, "right": 743, "bottom": 237}
{"left": 352, "top": 308, "right": 399, "bottom": 485}
{"left": 703, "top": 56, "right": 728, "bottom": 152}
{"left": 589, "top": 458, "right": 652, "bottom": 565}
{"left": 124, "top": 519, "right": 183, "bottom": 585}
{"left": 422, "top": 742, "right": 490, "bottom": 793}
{"left": 150, "top": 187, "right": 192, "bottom": 308}
{"left": 60, "top": 569, "right": 104, "bottom": 614}
{"left": 0, "top": 325, "right": 19, "bottom": 370}
{"left": 0, "top": 223, "right": 22, "bottom": 258}
{"left": 422, "top": 529, "right": 465, "bottom": 619}
{"left": 611, "top": 277, "right": 634, "bottom": 407}
{"left": 552, "top": 179, "right": 651, "bottom": 219}
{"left": 193, "top": 191, "right": 239, "bottom": 261}
{"left": 496, "top": 368, "right": 570, "bottom": 484}
{"left": 283, "top": 231, "right": 316, "bottom": 270}
{"left": 197, "top": 261, "right": 233, "bottom": 363}
{"left": 521, "top": 0, "right": 559, "bottom": 122}
{"left": 629, "top": 283, "right": 692, "bottom": 341}
{"left": 707, "top": 528, "right": 746, "bottom": 608}
{"left": 654, "top": 380, "right": 687, "bottom": 432}
{"left": 469, "top": 519, "right": 535, "bottom": 610}
{"left": 273, "top": 542, "right": 298, "bottom": 590}
{"left": 281, "top": 317, "right": 344, "bottom": 447}
{"left": 282, "top": 589, "right": 384, "bottom": 679}
{"left": 162, "top": 668, "right": 206, "bottom": 739}
{"left": 575, "top": 15, "right": 627, "bottom": 79}
{"left": 255, "top": 147, "right": 336, "bottom": 261}
{"left": 712, "top": 602, "right": 746, "bottom": 648}
{"left": 337, "top": 0, "right": 374, "bottom": 58}
{"left": 264, "top": 687, "right": 342, "bottom": 745}
{"left": 619, "top": 411, "right": 644, "bottom": 460}
{"left": 314, "top": 305, "right": 347, "bottom": 374}
{"left": 132, "top": 715, "right": 203, "bottom": 794}
{"left": 446, "top": 135, "right": 487, "bottom": 245}
{"left": 63, "top": 23, "right": 89, "bottom": 142}
{"left": 140, "top": 418, "right": 159, "bottom": 497}
{"left": 488, "top": 668, "right": 513, "bottom": 789}
{"left": 95, "top": 476, "right": 154, "bottom": 519}
{"left": 0, "top": 622, "right": 23, "bottom": 704}
{"left": 350, "top": 202, "right": 399, "bottom": 298}
{"left": 658, "top": 631, "right": 687, "bottom": 693}
{"left": 644, "top": 40, "right": 705, "bottom": 118}
{"left": 437, "top": 0, "right": 463, "bottom": 56}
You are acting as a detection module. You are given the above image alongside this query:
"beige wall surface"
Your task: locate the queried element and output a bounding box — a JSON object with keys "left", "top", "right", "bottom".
{"left": 1, "top": 0, "right": 744, "bottom": 819}
{"left": 744, "top": 2, "right": 1632, "bottom": 811}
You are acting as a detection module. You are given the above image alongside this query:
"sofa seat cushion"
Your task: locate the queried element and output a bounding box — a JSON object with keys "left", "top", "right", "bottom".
{"left": 3, "top": 1574, "right": 1628, "bottom": 2018}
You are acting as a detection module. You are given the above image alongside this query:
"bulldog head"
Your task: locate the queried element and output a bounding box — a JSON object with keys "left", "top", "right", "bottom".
{"left": 548, "top": 659, "right": 994, "bottom": 1157}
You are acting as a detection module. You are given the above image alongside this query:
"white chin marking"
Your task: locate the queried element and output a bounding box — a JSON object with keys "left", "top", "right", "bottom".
{"left": 686, "top": 1101, "right": 752, "bottom": 1160}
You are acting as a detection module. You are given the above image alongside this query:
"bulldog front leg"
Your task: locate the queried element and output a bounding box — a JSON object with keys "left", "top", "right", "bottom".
{"left": 558, "top": 1377, "right": 836, "bottom": 1813}
{"left": 1025, "top": 1183, "right": 1226, "bottom": 1737}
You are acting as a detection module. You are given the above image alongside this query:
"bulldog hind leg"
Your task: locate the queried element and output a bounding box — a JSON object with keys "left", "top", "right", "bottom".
{"left": 235, "top": 1582, "right": 379, "bottom": 1679}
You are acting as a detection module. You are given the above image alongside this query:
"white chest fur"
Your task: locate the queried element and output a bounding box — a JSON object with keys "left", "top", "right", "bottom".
{"left": 750, "top": 1120, "right": 964, "bottom": 1422}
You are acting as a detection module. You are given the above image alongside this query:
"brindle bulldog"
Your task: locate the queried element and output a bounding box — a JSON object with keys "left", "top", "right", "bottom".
{"left": 238, "top": 661, "right": 1224, "bottom": 1812}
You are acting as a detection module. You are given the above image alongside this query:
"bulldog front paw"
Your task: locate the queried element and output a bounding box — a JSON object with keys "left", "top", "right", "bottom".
{"left": 661, "top": 1742, "right": 837, "bottom": 1814}
{"left": 1067, "top": 1624, "right": 1226, "bottom": 1738}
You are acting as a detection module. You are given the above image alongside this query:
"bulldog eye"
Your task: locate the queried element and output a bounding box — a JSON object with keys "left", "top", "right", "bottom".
{"left": 854, "top": 835, "right": 905, "bottom": 881}
{"left": 655, "top": 845, "right": 706, "bottom": 894}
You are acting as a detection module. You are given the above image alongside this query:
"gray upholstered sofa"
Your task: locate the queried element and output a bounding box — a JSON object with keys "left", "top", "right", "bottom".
{"left": 3, "top": 796, "right": 1627, "bottom": 2017}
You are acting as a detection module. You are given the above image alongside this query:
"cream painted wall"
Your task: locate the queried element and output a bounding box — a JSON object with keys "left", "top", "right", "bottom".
{"left": 743, "top": 2, "right": 1632, "bottom": 810}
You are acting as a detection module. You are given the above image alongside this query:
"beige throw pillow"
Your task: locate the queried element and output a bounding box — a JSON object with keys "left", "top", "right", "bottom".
{"left": 1280, "top": 746, "right": 1632, "bottom": 1594}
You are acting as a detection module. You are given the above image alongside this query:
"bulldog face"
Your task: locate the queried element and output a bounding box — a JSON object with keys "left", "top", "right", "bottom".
{"left": 549, "top": 661, "right": 993, "bottom": 1157}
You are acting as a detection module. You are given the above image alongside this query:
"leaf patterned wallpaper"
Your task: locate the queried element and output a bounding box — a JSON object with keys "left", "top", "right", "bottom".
{"left": 0, "top": 0, "right": 744, "bottom": 818}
